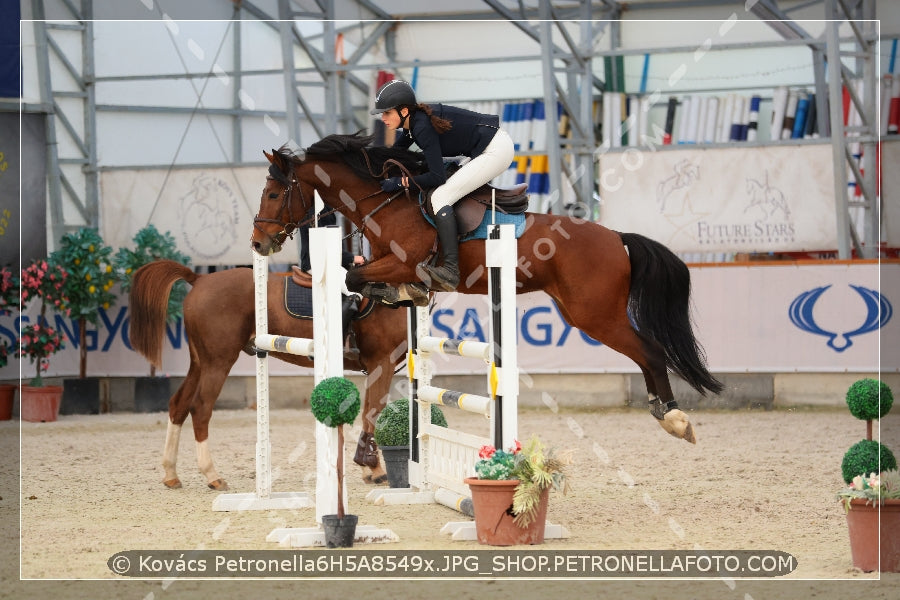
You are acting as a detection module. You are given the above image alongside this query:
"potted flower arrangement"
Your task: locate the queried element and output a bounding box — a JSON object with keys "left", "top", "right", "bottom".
{"left": 0, "top": 264, "right": 16, "bottom": 315}
{"left": 836, "top": 378, "right": 899, "bottom": 572}
{"left": 0, "top": 266, "right": 18, "bottom": 419}
{"left": 114, "top": 225, "right": 191, "bottom": 411}
{"left": 310, "top": 376, "right": 362, "bottom": 548}
{"left": 51, "top": 228, "right": 118, "bottom": 414}
{"left": 464, "top": 436, "right": 572, "bottom": 546}
{"left": 17, "top": 259, "right": 70, "bottom": 422}
{"left": 373, "top": 397, "right": 448, "bottom": 488}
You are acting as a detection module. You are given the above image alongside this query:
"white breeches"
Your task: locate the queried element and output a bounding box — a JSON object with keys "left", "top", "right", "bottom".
{"left": 430, "top": 128, "right": 515, "bottom": 212}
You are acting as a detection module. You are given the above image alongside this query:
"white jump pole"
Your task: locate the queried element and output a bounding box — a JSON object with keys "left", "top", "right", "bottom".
{"left": 310, "top": 226, "right": 345, "bottom": 523}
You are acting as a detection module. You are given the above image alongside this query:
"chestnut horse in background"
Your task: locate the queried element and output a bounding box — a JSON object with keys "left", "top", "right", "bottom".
{"left": 128, "top": 260, "right": 407, "bottom": 489}
{"left": 251, "top": 133, "right": 723, "bottom": 442}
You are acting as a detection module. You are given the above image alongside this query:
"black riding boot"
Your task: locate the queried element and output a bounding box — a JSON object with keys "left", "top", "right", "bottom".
{"left": 341, "top": 294, "right": 360, "bottom": 357}
{"left": 419, "top": 205, "right": 460, "bottom": 292}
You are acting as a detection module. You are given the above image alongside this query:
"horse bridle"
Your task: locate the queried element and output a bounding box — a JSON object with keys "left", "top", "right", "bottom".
{"left": 253, "top": 156, "right": 407, "bottom": 252}
{"left": 252, "top": 164, "right": 317, "bottom": 251}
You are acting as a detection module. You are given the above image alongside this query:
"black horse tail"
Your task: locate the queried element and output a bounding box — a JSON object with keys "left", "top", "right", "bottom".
{"left": 619, "top": 232, "right": 724, "bottom": 396}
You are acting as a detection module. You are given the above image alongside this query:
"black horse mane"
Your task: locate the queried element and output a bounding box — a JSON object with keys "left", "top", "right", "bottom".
{"left": 275, "top": 132, "right": 425, "bottom": 181}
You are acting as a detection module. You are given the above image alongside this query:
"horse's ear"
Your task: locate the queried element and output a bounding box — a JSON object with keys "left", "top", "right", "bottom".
{"left": 263, "top": 150, "right": 275, "bottom": 164}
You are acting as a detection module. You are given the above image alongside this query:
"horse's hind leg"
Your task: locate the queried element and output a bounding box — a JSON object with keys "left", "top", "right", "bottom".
{"left": 556, "top": 300, "right": 696, "bottom": 444}
{"left": 190, "top": 367, "right": 231, "bottom": 491}
{"left": 162, "top": 421, "right": 183, "bottom": 488}
{"left": 632, "top": 331, "right": 696, "bottom": 444}
{"left": 162, "top": 362, "right": 201, "bottom": 488}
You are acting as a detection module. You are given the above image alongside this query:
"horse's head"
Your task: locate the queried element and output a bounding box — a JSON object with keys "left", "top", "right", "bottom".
{"left": 250, "top": 133, "right": 425, "bottom": 256}
{"left": 251, "top": 147, "right": 315, "bottom": 256}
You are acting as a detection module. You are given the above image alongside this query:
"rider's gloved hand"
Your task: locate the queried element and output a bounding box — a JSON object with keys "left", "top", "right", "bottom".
{"left": 380, "top": 177, "right": 404, "bottom": 193}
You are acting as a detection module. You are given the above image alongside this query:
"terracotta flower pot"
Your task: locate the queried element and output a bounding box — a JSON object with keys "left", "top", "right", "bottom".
{"left": 844, "top": 498, "right": 900, "bottom": 572}
{"left": 465, "top": 477, "right": 550, "bottom": 546}
{"left": 20, "top": 385, "right": 63, "bottom": 423}
{"left": 0, "top": 384, "right": 16, "bottom": 420}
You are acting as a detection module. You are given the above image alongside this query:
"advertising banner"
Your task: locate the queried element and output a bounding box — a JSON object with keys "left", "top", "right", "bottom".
{"left": 597, "top": 144, "right": 837, "bottom": 253}
{"left": 1, "top": 263, "right": 894, "bottom": 382}
{"left": 100, "top": 166, "right": 267, "bottom": 266}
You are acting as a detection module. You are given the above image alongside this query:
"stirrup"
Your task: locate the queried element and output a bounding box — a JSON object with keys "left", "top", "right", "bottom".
{"left": 417, "top": 262, "right": 459, "bottom": 292}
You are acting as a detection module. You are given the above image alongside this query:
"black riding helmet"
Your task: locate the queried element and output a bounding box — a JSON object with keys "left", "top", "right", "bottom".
{"left": 370, "top": 80, "right": 417, "bottom": 115}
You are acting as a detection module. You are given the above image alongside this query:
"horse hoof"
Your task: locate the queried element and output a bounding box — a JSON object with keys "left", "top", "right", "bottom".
{"left": 659, "top": 408, "right": 698, "bottom": 444}
{"left": 362, "top": 466, "right": 389, "bottom": 485}
{"left": 208, "top": 479, "right": 229, "bottom": 491}
{"left": 163, "top": 478, "right": 182, "bottom": 489}
{"left": 369, "top": 466, "right": 388, "bottom": 485}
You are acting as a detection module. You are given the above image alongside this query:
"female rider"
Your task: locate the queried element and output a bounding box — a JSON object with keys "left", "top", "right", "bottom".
{"left": 370, "top": 80, "right": 514, "bottom": 292}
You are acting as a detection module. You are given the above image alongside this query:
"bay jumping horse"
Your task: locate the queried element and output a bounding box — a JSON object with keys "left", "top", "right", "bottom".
{"left": 252, "top": 133, "right": 723, "bottom": 442}
{"left": 128, "top": 260, "right": 407, "bottom": 489}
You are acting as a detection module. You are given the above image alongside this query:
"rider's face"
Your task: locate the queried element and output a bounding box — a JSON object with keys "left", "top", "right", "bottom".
{"left": 380, "top": 108, "right": 404, "bottom": 130}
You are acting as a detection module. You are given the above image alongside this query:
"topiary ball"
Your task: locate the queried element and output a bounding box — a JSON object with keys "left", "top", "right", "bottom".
{"left": 310, "top": 377, "right": 360, "bottom": 427}
{"left": 373, "top": 397, "right": 449, "bottom": 447}
{"left": 841, "top": 439, "right": 898, "bottom": 483}
{"left": 845, "top": 378, "right": 893, "bottom": 421}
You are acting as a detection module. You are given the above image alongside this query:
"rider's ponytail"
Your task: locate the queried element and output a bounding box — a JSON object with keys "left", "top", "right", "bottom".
{"left": 414, "top": 103, "right": 452, "bottom": 133}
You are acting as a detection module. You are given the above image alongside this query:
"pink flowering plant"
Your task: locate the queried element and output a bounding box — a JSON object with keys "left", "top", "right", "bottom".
{"left": 0, "top": 267, "right": 17, "bottom": 368}
{"left": 21, "top": 260, "right": 70, "bottom": 316}
{"left": 475, "top": 440, "right": 522, "bottom": 480}
{"left": 474, "top": 436, "right": 572, "bottom": 528}
{"left": 17, "top": 259, "right": 71, "bottom": 386}
{"left": 0, "top": 266, "right": 17, "bottom": 316}
{"left": 17, "top": 322, "right": 65, "bottom": 386}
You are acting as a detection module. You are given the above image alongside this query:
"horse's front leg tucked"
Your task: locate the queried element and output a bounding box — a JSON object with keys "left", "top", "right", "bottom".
{"left": 346, "top": 256, "right": 429, "bottom": 306}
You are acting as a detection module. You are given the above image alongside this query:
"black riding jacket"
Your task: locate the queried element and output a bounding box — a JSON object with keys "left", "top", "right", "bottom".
{"left": 393, "top": 103, "right": 500, "bottom": 191}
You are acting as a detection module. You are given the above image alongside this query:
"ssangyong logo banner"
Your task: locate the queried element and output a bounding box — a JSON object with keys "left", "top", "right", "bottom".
{"left": 0, "top": 263, "right": 893, "bottom": 378}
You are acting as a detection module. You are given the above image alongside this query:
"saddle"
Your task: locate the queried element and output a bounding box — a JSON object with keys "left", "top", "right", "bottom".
{"left": 422, "top": 182, "right": 528, "bottom": 239}
{"left": 289, "top": 267, "right": 374, "bottom": 319}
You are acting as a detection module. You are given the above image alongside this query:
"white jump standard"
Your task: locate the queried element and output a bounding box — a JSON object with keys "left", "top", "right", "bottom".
{"left": 212, "top": 225, "right": 396, "bottom": 546}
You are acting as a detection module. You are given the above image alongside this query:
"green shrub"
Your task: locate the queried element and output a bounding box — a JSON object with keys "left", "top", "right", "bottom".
{"left": 841, "top": 439, "right": 898, "bottom": 484}
{"left": 374, "top": 397, "right": 448, "bottom": 447}
{"left": 845, "top": 378, "right": 893, "bottom": 421}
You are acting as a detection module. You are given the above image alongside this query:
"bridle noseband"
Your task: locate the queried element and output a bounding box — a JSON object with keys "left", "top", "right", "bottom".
{"left": 253, "top": 164, "right": 311, "bottom": 251}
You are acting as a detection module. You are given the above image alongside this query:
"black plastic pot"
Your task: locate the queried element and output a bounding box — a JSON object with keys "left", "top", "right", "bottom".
{"left": 380, "top": 445, "right": 410, "bottom": 489}
{"left": 60, "top": 377, "right": 100, "bottom": 415}
{"left": 321, "top": 514, "right": 358, "bottom": 548}
{"left": 134, "top": 377, "right": 171, "bottom": 412}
